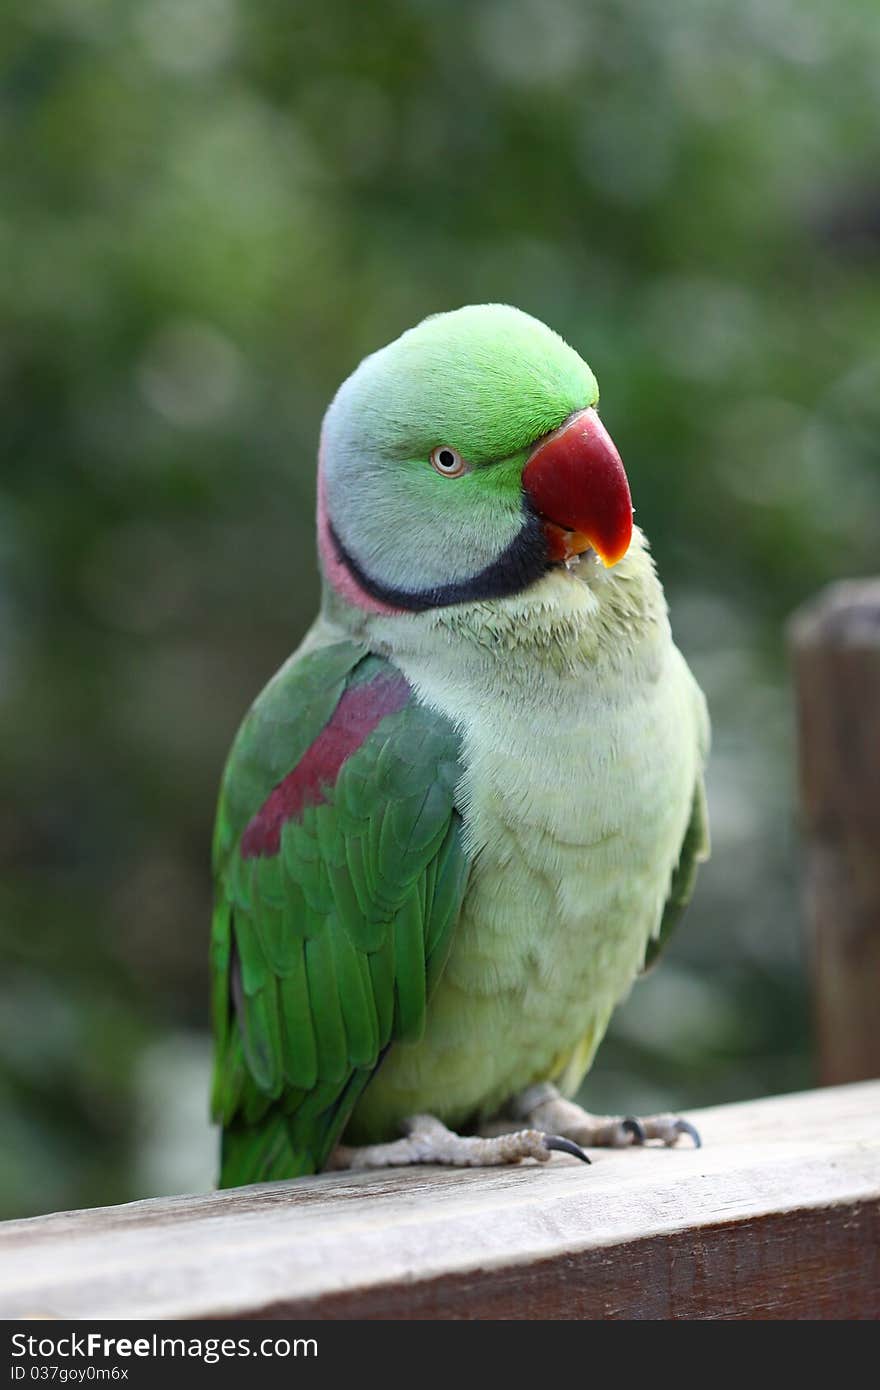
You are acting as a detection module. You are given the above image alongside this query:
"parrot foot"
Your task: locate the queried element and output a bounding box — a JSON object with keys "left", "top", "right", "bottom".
{"left": 328, "top": 1112, "right": 590, "bottom": 1170}
{"left": 508, "top": 1083, "right": 702, "bottom": 1150}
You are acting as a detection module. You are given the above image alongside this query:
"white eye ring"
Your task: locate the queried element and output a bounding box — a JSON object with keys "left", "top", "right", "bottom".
{"left": 429, "top": 445, "right": 466, "bottom": 478}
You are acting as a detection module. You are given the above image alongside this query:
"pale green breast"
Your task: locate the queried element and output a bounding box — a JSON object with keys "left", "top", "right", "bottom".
{"left": 348, "top": 563, "right": 703, "bottom": 1142}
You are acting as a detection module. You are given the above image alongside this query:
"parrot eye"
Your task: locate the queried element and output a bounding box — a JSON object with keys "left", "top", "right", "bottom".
{"left": 429, "top": 445, "right": 466, "bottom": 478}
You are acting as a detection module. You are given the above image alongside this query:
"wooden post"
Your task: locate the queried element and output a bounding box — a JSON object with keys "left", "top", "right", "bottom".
{"left": 790, "top": 579, "right": 880, "bottom": 1086}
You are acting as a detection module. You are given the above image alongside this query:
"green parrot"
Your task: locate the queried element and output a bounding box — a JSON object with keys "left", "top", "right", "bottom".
{"left": 211, "top": 304, "right": 709, "bottom": 1187}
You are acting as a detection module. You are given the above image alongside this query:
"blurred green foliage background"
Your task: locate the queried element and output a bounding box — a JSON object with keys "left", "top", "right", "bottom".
{"left": 2, "top": 0, "right": 879, "bottom": 1220}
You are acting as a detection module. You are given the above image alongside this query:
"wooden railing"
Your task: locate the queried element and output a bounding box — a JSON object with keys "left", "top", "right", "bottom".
{"left": 1, "top": 1081, "right": 878, "bottom": 1319}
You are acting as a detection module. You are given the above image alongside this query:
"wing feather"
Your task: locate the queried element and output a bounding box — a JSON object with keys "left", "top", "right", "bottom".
{"left": 211, "top": 635, "right": 469, "bottom": 1185}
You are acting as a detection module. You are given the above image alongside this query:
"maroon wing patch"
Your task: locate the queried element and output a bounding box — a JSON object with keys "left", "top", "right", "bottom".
{"left": 240, "top": 670, "right": 411, "bottom": 859}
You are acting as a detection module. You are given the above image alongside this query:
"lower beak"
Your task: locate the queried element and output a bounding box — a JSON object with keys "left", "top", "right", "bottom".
{"left": 521, "top": 407, "right": 633, "bottom": 568}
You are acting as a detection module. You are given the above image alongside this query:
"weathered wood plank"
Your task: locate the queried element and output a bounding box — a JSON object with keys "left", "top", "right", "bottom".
{"left": 1, "top": 1082, "right": 878, "bottom": 1320}
{"left": 790, "top": 579, "right": 880, "bottom": 1086}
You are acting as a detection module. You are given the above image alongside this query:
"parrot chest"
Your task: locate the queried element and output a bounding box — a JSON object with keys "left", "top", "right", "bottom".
{"left": 447, "top": 648, "right": 696, "bottom": 1076}
{"left": 350, "top": 582, "right": 702, "bottom": 1138}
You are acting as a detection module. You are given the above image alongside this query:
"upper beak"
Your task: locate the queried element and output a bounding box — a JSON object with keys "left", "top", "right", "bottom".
{"left": 521, "top": 407, "right": 633, "bottom": 568}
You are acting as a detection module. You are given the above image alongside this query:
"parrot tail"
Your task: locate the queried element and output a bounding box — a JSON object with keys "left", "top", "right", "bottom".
{"left": 216, "top": 1062, "right": 377, "bottom": 1189}
{"left": 219, "top": 1108, "right": 318, "bottom": 1189}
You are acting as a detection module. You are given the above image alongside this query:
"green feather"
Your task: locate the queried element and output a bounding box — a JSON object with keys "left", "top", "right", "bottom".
{"left": 392, "top": 889, "right": 428, "bottom": 1042}
{"left": 425, "top": 819, "right": 469, "bottom": 960}
{"left": 211, "top": 636, "right": 469, "bottom": 1185}
{"left": 368, "top": 936, "right": 395, "bottom": 1049}
{"left": 329, "top": 924, "right": 378, "bottom": 1066}
{"left": 238, "top": 978, "right": 283, "bottom": 1098}
{"left": 642, "top": 779, "right": 710, "bottom": 973}
{"left": 278, "top": 941, "right": 319, "bottom": 1089}
{"left": 305, "top": 932, "right": 348, "bottom": 1083}
{"left": 232, "top": 911, "right": 269, "bottom": 996}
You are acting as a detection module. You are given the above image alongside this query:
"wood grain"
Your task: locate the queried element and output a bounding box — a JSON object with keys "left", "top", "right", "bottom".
{"left": 1, "top": 1082, "right": 878, "bottom": 1320}
{"left": 790, "top": 579, "right": 880, "bottom": 1085}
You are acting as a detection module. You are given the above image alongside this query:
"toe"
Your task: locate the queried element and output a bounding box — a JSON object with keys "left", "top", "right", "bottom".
{"left": 543, "top": 1135, "right": 592, "bottom": 1164}
{"left": 640, "top": 1114, "right": 702, "bottom": 1148}
{"left": 671, "top": 1118, "right": 702, "bottom": 1149}
{"left": 621, "top": 1116, "right": 646, "bottom": 1146}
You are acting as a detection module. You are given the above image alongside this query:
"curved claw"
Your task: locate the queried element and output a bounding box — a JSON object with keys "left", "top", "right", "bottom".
{"left": 622, "top": 1116, "right": 646, "bottom": 1145}
{"left": 674, "top": 1119, "right": 702, "bottom": 1149}
{"left": 543, "top": 1134, "right": 591, "bottom": 1164}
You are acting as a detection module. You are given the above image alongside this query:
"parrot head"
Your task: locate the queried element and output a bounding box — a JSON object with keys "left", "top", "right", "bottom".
{"left": 318, "top": 304, "right": 633, "bottom": 614}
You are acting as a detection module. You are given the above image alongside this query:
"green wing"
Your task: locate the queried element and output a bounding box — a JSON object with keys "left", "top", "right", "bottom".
{"left": 211, "top": 636, "right": 470, "bottom": 1187}
{"left": 641, "top": 668, "right": 711, "bottom": 974}
{"left": 642, "top": 776, "right": 710, "bottom": 974}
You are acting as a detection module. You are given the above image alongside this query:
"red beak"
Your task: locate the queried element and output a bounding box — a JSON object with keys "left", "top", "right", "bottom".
{"left": 522, "top": 408, "right": 633, "bottom": 568}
